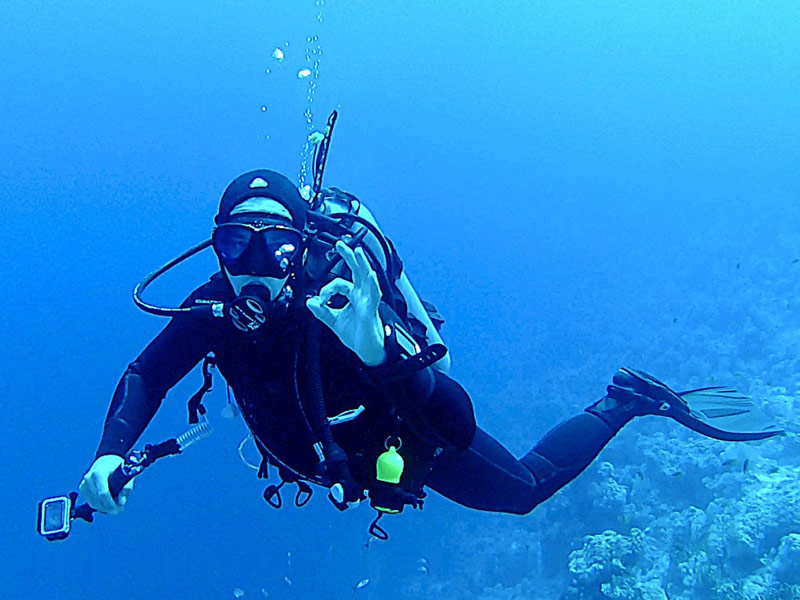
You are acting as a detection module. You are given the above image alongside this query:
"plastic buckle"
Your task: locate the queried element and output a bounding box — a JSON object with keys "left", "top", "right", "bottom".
{"left": 263, "top": 482, "right": 284, "bottom": 509}
{"left": 295, "top": 481, "right": 313, "bottom": 507}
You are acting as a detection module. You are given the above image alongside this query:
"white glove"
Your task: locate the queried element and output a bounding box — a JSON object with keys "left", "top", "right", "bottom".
{"left": 79, "top": 454, "right": 134, "bottom": 514}
{"left": 306, "top": 241, "right": 387, "bottom": 367}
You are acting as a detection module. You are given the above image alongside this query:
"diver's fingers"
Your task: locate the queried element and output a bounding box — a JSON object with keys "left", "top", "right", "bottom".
{"left": 335, "top": 241, "right": 374, "bottom": 287}
{"left": 117, "top": 478, "right": 135, "bottom": 508}
{"left": 341, "top": 245, "right": 381, "bottom": 305}
{"left": 353, "top": 247, "right": 381, "bottom": 300}
{"left": 352, "top": 246, "right": 373, "bottom": 281}
{"left": 79, "top": 455, "right": 128, "bottom": 514}
{"left": 80, "top": 470, "right": 120, "bottom": 514}
{"left": 333, "top": 243, "right": 381, "bottom": 307}
{"left": 317, "top": 278, "right": 354, "bottom": 303}
{"left": 307, "top": 278, "right": 358, "bottom": 326}
{"left": 335, "top": 241, "right": 359, "bottom": 276}
{"left": 78, "top": 474, "right": 100, "bottom": 511}
{"left": 306, "top": 295, "right": 336, "bottom": 327}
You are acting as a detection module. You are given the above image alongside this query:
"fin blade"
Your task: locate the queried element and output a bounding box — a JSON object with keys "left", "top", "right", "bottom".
{"left": 677, "top": 387, "right": 784, "bottom": 441}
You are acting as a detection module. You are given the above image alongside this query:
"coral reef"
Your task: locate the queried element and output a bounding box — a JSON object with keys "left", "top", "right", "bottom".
{"left": 398, "top": 228, "right": 800, "bottom": 600}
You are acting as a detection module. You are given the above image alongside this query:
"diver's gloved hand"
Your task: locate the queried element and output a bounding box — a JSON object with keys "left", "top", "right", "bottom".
{"left": 329, "top": 480, "right": 364, "bottom": 510}
{"left": 324, "top": 447, "right": 365, "bottom": 510}
{"left": 306, "top": 241, "right": 387, "bottom": 366}
{"left": 79, "top": 454, "right": 134, "bottom": 514}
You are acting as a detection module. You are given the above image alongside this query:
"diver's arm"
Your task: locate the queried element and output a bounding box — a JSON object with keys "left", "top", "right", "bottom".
{"left": 352, "top": 203, "right": 451, "bottom": 374}
{"left": 96, "top": 310, "right": 214, "bottom": 458}
{"left": 83, "top": 307, "right": 215, "bottom": 514}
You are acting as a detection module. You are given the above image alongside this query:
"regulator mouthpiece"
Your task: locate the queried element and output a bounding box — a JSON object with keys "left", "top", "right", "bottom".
{"left": 228, "top": 284, "right": 271, "bottom": 332}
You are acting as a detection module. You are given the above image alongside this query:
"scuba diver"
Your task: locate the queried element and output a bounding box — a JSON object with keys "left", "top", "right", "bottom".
{"left": 78, "top": 121, "right": 783, "bottom": 536}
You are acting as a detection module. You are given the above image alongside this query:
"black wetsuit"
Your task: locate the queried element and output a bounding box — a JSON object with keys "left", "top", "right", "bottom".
{"left": 98, "top": 273, "right": 621, "bottom": 515}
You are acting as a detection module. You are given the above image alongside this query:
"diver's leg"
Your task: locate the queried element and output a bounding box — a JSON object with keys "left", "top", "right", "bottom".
{"left": 426, "top": 413, "right": 618, "bottom": 515}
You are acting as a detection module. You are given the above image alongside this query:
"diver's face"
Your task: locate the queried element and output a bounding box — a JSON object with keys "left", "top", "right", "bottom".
{"left": 218, "top": 198, "right": 299, "bottom": 300}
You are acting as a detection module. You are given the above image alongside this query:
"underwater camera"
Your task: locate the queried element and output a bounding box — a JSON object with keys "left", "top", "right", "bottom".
{"left": 37, "top": 494, "right": 74, "bottom": 541}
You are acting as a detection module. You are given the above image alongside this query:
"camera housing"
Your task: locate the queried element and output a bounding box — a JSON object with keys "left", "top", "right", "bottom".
{"left": 37, "top": 495, "right": 72, "bottom": 541}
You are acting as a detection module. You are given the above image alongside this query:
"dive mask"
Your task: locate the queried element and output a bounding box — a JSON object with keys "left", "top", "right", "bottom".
{"left": 212, "top": 219, "right": 304, "bottom": 278}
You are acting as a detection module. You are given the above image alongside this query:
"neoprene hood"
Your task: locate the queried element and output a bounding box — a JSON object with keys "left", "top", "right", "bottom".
{"left": 216, "top": 169, "right": 308, "bottom": 229}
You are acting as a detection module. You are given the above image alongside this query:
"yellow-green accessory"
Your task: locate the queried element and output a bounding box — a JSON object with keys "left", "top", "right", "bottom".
{"left": 376, "top": 441, "right": 404, "bottom": 484}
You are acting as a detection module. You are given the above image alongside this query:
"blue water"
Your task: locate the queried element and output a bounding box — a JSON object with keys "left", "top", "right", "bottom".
{"left": 3, "top": 2, "right": 799, "bottom": 599}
